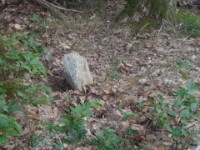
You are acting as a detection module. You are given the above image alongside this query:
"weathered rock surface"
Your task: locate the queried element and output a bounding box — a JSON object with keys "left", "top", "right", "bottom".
{"left": 63, "top": 52, "right": 93, "bottom": 91}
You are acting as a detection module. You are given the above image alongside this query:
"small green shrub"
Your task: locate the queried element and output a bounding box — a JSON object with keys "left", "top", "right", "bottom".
{"left": 91, "top": 127, "right": 123, "bottom": 150}
{"left": 90, "top": 127, "right": 138, "bottom": 150}
{"left": 46, "top": 101, "right": 101, "bottom": 146}
{"left": 45, "top": 97, "right": 139, "bottom": 149}
{"left": 177, "top": 11, "right": 200, "bottom": 37}
{"left": 30, "top": 134, "right": 45, "bottom": 147}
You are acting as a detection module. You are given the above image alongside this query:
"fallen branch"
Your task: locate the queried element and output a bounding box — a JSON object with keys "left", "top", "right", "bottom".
{"left": 27, "top": 0, "right": 67, "bottom": 20}
{"left": 1, "top": 0, "right": 83, "bottom": 21}
{"left": 47, "top": 0, "right": 84, "bottom": 13}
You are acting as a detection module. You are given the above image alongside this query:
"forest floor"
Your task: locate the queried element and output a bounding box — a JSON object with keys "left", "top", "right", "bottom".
{"left": 0, "top": 1, "right": 200, "bottom": 150}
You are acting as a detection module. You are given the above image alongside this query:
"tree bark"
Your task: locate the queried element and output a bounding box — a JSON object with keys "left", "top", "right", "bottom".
{"left": 166, "top": 0, "right": 176, "bottom": 25}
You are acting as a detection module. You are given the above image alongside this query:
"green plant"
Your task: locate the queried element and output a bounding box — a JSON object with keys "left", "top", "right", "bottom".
{"left": 0, "top": 33, "right": 52, "bottom": 105}
{"left": 0, "top": 33, "right": 52, "bottom": 145}
{"left": 135, "top": 60, "right": 200, "bottom": 148}
{"left": 107, "top": 56, "right": 122, "bottom": 81}
{"left": 111, "top": 66, "right": 121, "bottom": 81}
{"left": 0, "top": 114, "right": 22, "bottom": 145}
{"left": 46, "top": 99, "right": 140, "bottom": 149}
{"left": 46, "top": 101, "right": 101, "bottom": 146}
{"left": 123, "top": 128, "right": 138, "bottom": 148}
{"left": 177, "top": 59, "right": 194, "bottom": 79}
{"left": 145, "top": 81, "right": 200, "bottom": 147}
{"left": 91, "top": 127, "right": 123, "bottom": 150}
{"left": 1, "top": 33, "right": 47, "bottom": 78}
{"left": 90, "top": 126, "right": 138, "bottom": 150}
{"left": 30, "top": 134, "right": 45, "bottom": 147}
{"left": 107, "top": 65, "right": 121, "bottom": 81}
{"left": 29, "top": 13, "right": 48, "bottom": 34}
{"left": 177, "top": 10, "right": 200, "bottom": 37}
{"left": 30, "top": 13, "right": 41, "bottom": 24}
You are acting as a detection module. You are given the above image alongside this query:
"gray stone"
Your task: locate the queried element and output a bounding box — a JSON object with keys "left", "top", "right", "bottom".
{"left": 63, "top": 52, "right": 93, "bottom": 91}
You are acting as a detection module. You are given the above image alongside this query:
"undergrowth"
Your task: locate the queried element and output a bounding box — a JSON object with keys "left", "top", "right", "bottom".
{"left": 1, "top": 6, "right": 200, "bottom": 150}
{"left": 0, "top": 33, "right": 52, "bottom": 146}
{"left": 26, "top": 58, "right": 199, "bottom": 149}
{"left": 40, "top": 101, "right": 102, "bottom": 149}
{"left": 137, "top": 60, "right": 200, "bottom": 149}
{"left": 38, "top": 100, "right": 138, "bottom": 149}
{"left": 177, "top": 10, "right": 200, "bottom": 37}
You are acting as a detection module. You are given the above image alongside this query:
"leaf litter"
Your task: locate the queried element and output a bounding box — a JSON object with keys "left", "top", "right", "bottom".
{"left": 0, "top": 0, "right": 200, "bottom": 149}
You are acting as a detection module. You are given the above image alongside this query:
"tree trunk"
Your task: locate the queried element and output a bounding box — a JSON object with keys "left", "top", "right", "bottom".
{"left": 118, "top": 0, "right": 177, "bottom": 27}
{"left": 166, "top": 0, "right": 177, "bottom": 26}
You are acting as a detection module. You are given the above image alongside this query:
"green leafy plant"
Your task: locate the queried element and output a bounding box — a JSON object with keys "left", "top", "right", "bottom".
{"left": 1, "top": 33, "right": 47, "bottom": 78}
{"left": 46, "top": 101, "right": 102, "bottom": 146}
{"left": 177, "top": 10, "right": 200, "bottom": 37}
{"left": 30, "top": 134, "right": 45, "bottom": 148}
{"left": 0, "top": 33, "right": 52, "bottom": 105}
{"left": 0, "top": 114, "right": 22, "bottom": 145}
{"left": 91, "top": 127, "right": 138, "bottom": 150}
{"left": 135, "top": 60, "right": 200, "bottom": 148}
{"left": 91, "top": 127, "right": 123, "bottom": 150}
{"left": 46, "top": 99, "right": 140, "bottom": 149}
{"left": 123, "top": 128, "right": 138, "bottom": 148}
{"left": 0, "top": 33, "right": 52, "bottom": 145}
{"left": 146, "top": 81, "right": 200, "bottom": 146}
{"left": 30, "top": 13, "right": 41, "bottom": 24}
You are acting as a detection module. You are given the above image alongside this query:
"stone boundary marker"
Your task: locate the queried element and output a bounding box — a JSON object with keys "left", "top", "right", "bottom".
{"left": 63, "top": 52, "right": 93, "bottom": 91}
